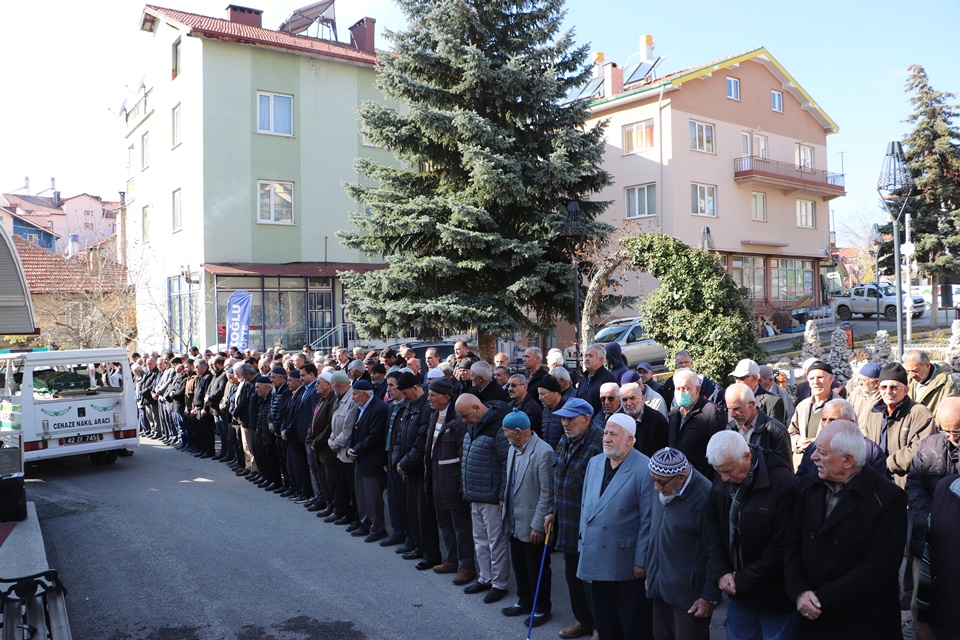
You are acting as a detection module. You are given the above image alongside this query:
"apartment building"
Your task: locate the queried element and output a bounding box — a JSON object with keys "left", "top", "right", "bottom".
{"left": 126, "top": 3, "right": 395, "bottom": 351}
{"left": 584, "top": 42, "right": 844, "bottom": 323}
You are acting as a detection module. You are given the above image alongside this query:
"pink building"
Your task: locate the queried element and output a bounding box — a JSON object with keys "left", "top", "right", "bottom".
{"left": 584, "top": 42, "right": 844, "bottom": 325}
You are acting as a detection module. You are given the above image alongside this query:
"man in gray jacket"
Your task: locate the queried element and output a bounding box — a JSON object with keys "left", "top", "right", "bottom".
{"left": 646, "top": 447, "right": 719, "bottom": 640}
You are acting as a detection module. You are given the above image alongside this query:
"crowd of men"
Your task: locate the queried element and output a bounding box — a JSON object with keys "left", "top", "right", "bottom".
{"left": 127, "top": 341, "right": 960, "bottom": 640}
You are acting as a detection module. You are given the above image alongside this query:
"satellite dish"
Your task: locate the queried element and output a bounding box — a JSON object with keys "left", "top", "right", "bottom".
{"left": 119, "top": 98, "right": 128, "bottom": 115}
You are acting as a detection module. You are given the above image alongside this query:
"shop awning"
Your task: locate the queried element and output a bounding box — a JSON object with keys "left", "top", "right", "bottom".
{"left": 202, "top": 261, "right": 384, "bottom": 278}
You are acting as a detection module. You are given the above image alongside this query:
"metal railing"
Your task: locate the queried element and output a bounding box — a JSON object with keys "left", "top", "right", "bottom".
{"left": 734, "top": 156, "right": 845, "bottom": 191}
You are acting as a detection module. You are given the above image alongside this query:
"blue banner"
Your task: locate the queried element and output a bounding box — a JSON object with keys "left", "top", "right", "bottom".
{"left": 226, "top": 290, "right": 252, "bottom": 350}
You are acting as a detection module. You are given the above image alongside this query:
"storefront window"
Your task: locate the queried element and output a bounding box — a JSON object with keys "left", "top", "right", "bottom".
{"left": 771, "top": 258, "right": 814, "bottom": 301}
{"left": 731, "top": 256, "right": 766, "bottom": 301}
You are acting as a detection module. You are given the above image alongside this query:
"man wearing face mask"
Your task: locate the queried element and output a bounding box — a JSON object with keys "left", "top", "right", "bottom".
{"left": 667, "top": 369, "right": 726, "bottom": 481}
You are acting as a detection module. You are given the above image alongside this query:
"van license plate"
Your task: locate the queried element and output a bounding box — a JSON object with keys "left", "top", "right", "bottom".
{"left": 64, "top": 435, "right": 100, "bottom": 445}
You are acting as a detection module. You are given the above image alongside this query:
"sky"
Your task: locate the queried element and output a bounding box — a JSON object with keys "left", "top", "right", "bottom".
{"left": 0, "top": 0, "right": 957, "bottom": 246}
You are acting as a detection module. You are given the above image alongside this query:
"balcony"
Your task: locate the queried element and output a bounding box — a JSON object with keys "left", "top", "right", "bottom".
{"left": 125, "top": 89, "right": 152, "bottom": 129}
{"left": 734, "top": 157, "right": 845, "bottom": 200}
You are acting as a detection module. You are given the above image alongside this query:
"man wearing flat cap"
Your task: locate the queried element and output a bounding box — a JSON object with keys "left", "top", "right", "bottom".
{"left": 860, "top": 362, "right": 935, "bottom": 487}
{"left": 789, "top": 361, "right": 840, "bottom": 470}
{"left": 578, "top": 413, "right": 654, "bottom": 640}
{"left": 500, "top": 409, "right": 555, "bottom": 628}
{"left": 547, "top": 398, "right": 604, "bottom": 638}
{"left": 646, "top": 447, "right": 718, "bottom": 640}
{"left": 848, "top": 362, "right": 881, "bottom": 423}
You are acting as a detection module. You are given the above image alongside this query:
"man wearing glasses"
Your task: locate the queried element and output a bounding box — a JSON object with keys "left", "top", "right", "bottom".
{"left": 507, "top": 373, "right": 542, "bottom": 436}
{"left": 860, "top": 363, "right": 936, "bottom": 488}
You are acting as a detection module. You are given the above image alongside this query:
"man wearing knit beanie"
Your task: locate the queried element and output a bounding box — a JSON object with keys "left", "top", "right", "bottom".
{"left": 646, "top": 448, "right": 718, "bottom": 640}
{"left": 860, "top": 362, "right": 936, "bottom": 488}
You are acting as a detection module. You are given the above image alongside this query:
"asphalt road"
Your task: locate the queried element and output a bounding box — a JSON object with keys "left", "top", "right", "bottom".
{"left": 25, "top": 440, "right": 734, "bottom": 640}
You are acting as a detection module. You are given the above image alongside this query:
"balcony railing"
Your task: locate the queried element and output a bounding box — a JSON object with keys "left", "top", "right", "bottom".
{"left": 734, "top": 156, "right": 845, "bottom": 198}
{"left": 125, "top": 89, "right": 152, "bottom": 127}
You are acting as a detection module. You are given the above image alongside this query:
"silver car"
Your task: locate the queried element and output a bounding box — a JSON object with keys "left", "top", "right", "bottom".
{"left": 593, "top": 317, "right": 667, "bottom": 368}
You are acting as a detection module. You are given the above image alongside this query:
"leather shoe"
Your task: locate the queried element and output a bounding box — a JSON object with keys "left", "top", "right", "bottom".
{"left": 279, "top": 488, "right": 296, "bottom": 497}
{"left": 379, "top": 535, "right": 404, "bottom": 547}
{"left": 452, "top": 567, "right": 477, "bottom": 586}
{"left": 395, "top": 542, "right": 416, "bottom": 554}
{"left": 325, "top": 513, "right": 344, "bottom": 523}
{"left": 523, "top": 612, "right": 552, "bottom": 628}
{"left": 415, "top": 559, "right": 439, "bottom": 571}
{"left": 401, "top": 549, "right": 423, "bottom": 560}
{"left": 501, "top": 603, "right": 531, "bottom": 617}
{"left": 364, "top": 531, "right": 387, "bottom": 543}
{"left": 273, "top": 485, "right": 289, "bottom": 494}
{"left": 484, "top": 588, "right": 508, "bottom": 604}
{"left": 433, "top": 561, "right": 457, "bottom": 574}
{"left": 307, "top": 503, "right": 325, "bottom": 513}
{"left": 350, "top": 528, "right": 371, "bottom": 537}
{"left": 235, "top": 469, "right": 250, "bottom": 477}
{"left": 558, "top": 622, "right": 592, "bottom": 639}
{"left": 345, "top": 521, "right": 362, "bottom": 532}
{"left": 198, "top": 452, "right": 214, "bottom": 459}
{"left": 463, "top": 581, "right": 492, "bottom": 595}
{"left": 211, "top": 453, "right": 225, "bottom": 461}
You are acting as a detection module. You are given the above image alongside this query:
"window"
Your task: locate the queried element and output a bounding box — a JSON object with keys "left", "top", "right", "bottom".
{"left": 258, "top": 181, "right": 294, "bottom": 224}
{"left": 740, "top": 132, "right": 752, "bottom": 157}
{"left": 83, "top": 222, "right": 94, "bottom": 230}
{"left": 141, "top": 132, "right": 150, "bottom": 170}
{"left": 141, "top": 205, "right": 150, "bottom": 242}
{"left": 84, "top": 210, "right": 93, "bottom": 217}
{"left": 27, "top": 232, "right": 39, "bottom": 245}
{"left": 172, "top": 38, "right": 182, "bottom": 80}
{"left": 731, "top": 256, "right": 766, "bottom": 300}
{"left": 771, "top": 258, "right": 814, "bottom": 301}
{"left": 754, "top": 134, "right": 768, "bottom": 159}
{"left": 625, "top": 183, "right": 657, "bottom": 219}
{"left": 727, "top": 77, "right": 740, "bottom": 100}
{"left": 751, "top": 192, "right": 767, "bottom": 222}
{"left": 689, "top": 120, "right": 715, "bottom": 153}
{"left": 172, "top": 189, "right": 182, "bottom": 232}
{"left": 741, "top": 133, "right": 768, "bottom": 159}
{"left": 797, "top": 200, "right": 815, "bottom": 228}
{"left": 797, "top": 144, "right": 814, "bottom": 170}
{"left": 172, "top": 104, "right": 181, "bottom": 147}
{"left": 771, "top": 90, "right": 783, "bottom": 112}
{"left": 623, "top": 119, "right": 655, "bottom": 154}
{"left": 691, "top": 183, "right": 717, "bottom": 216}
{"left": 257, "top": 92, "right": 293, "bottom": 136}
{"left": 127, "top": 145, "right": 135, "bottom": 177}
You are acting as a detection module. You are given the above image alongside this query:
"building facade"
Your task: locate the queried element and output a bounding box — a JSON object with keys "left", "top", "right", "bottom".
{"left": 585, "top": 44, "right": 844, "bottom": 326}
{"left": 126, "top": 4, "right": 394, "bottom": 352}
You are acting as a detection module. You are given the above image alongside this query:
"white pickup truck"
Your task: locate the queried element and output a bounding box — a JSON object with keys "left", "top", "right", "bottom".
{"left": 0, "top": 348, "right": 139, "bottom": 464}
{"left": 833, "top": 283, "right": 928, "bottom": 322}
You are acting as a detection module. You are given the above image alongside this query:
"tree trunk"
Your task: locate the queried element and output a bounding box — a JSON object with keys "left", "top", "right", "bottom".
{"left": 930, "top": 273, "right": 940, "bottom": 329}
{"left": 580, "top": 246, "right": 630, "bottom": 356}
{"left": 477, "top": 329, "right": 497, "bottom": 362}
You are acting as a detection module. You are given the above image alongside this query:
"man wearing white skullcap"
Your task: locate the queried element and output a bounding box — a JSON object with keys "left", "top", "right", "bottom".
{"left": 646, "top": 447, "right": 719, "bottom": 640}
{"left": 576, "top": 413, "right": 656, "bottom": 639}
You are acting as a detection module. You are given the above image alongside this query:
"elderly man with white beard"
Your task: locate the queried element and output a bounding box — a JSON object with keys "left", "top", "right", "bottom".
{"left": 578, "top": 413, "right": 656, "bottom": 640}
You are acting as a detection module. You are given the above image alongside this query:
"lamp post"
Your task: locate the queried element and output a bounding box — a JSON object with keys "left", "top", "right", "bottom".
{"left": 561, "top": 201, "right": 585, "bottom": 358}
{"left": 870, "top": 223, "right": 881, "bottom": 332}
{"left": 877, "top": 141, "right": 914, "bottom": 361}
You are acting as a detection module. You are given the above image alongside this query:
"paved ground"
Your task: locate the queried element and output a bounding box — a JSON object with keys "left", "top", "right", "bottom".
{"left": 26, "top": 440, "right": 733, "bottom": 640}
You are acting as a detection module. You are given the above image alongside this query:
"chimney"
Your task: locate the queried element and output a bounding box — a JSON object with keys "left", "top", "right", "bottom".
{"left": 603, "top": 62, "right": 623, "bottom": 99}
{"left": 53, "top": 191, "right": 61, "bottom": 206}
{"left": 642, "top": 34, "right": 655, "bottom": 63}
{"left": 226, "top": 5, "right": 263, "bottom": 29}
{"left": 349, "top": 17, "right": 376, "bottom": 55}
{"left": 24, "top": 176, "right": 29, "bottom": 195}
{"left": 67, "top": 233, "right": 80, "bottom": 259}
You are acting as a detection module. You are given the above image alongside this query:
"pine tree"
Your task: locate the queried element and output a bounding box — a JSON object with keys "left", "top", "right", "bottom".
{"left": 802, "top": 320, "right": 823, "bottom": 361}
{"left": 874, "top": 330, "right": 893, "bottom": 364}
{"left": 827, "top": 327, "right": 852, "bottom": 383}
{"left": 876, "top": 65, "right": 960, "bottom": 327}
{"left": 337, "top": 0, "right": 612, "bottom": 357}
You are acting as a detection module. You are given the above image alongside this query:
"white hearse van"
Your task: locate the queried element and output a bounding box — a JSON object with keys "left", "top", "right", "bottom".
{"left": 0, "top": 348, "right": 139, "bottom": 464}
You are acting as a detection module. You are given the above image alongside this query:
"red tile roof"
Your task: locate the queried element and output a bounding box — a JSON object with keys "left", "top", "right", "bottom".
{"left": 3, "top": 193, "right": 63, "bottom": 215}
{"left": 13, "top": 235, "right": 126, "bottom": 293}
{"left": 145, "top": 5, "right": 378, "bottom": 66}
{"left": 202, "top": 261, "right": 384, "bottom": 278}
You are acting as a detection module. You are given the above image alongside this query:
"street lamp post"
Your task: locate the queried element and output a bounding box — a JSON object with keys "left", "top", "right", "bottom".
{"left": 870, "top": 223, "right": 881, "bottom": 332}
{"left": 561, "top": 201, "right": 585, "bottom": 358}
{"left": 877, "top": 141, "right": 914, "bottom": 361}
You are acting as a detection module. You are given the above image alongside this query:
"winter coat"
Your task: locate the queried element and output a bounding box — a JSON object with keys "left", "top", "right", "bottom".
{"left": 706, "top": 447, "right": 797, "bottom": 614}
{"left": 727, "top": 410, "right": 792, "bottom": 471}
{"left": 461, "top": 402, "right": 511, "bottom": 504}
{"left": 860, "top": 397, "right": 936, "bottom": 487}
{"left": 425, "top": 403, "right": 468, "bottom": 510}
{"left": 788, "top": 390, "right": 839, "bottom": 470}
{"left": 754, "top": 385, "right": 785, "bottom": 424}
{"left": 393, "top": 393, "right": 432, "bottom": 479}
{"left": 510, "top": 394, "right": 543, "bottom": 437}
{"left": 784, "top": 466, "right": 907, "bottom": 640}
{"left": 541, "top": 402, "right": 565, "bottom": 450}
{"left": 667, "top": 397, "right": 727, "bottom": 481}
{"left": 350, "top": 396, "right": 388, "bottom": 478}
{"left": 929, "top": 474, "right": 960, "bottom": 638}
{"left": 909, "top": 364, "right": 959, "bottom": 418}
{"left": 576, "top": 366, "right": 617, "bottom": 416}
{"left": 905, "top": 432, "right": 959, "bottom": 555}
{"left": 632, "top": 408, "right": 669, "bottom": 458}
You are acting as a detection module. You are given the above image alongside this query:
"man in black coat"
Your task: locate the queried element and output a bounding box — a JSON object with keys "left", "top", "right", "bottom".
{"left": 705, "top": 433, "right": 797, "bottom": 638}
{"left": 576, "top": 344, "right": 617, "bottom": 415}
{"left": 282, "top": 370, "right": 314, "bottom": 502}
{"left": 347, "top": 380, "right": 389, "bottom": 542}
{"left": 619, "top": 381, "right": 668, "bottom": 457}
{"left": 507, "top": 373, "right": 542, "bottom": 436}
{"left": 668, "top": 369, "right": 726, "bottom": 480}
{"left": 724, "top": 382, "right": 792, "bottom": 470}
{"left": 472, "top": 361, "right": 510, "bottom": 404}
{"left": 783, "top": 420, "right": 907, "bottom": 640}
{"left": 927, "top": 461, "right": 960, "bottom": 638}
{"left": 523, "top": 347, "right": 549, "bottom": 407}
{"left": 192, "top": 360, "right": 216, "bottom": 458}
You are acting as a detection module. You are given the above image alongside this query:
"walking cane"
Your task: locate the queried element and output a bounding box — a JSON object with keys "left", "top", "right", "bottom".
{"left": 525, "top": 521, "right": 553, "bottom": 640}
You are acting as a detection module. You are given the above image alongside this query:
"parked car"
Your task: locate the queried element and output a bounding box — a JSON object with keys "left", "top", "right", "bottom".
{"left": 593, "top": 317, "right": 667, "bottom": 367}
{"left": 833, "top": 282, "right": 927, "bottom": 322}
{"left": 385, "top": 341, "right": 457, "bottom": 364}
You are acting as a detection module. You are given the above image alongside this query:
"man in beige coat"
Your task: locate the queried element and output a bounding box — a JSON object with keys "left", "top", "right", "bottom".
{"left": 788, "top": 362, "right": 839, "bottom": 470}
{"left": 860, "top": 362, "right": 935, "bottom": 487}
